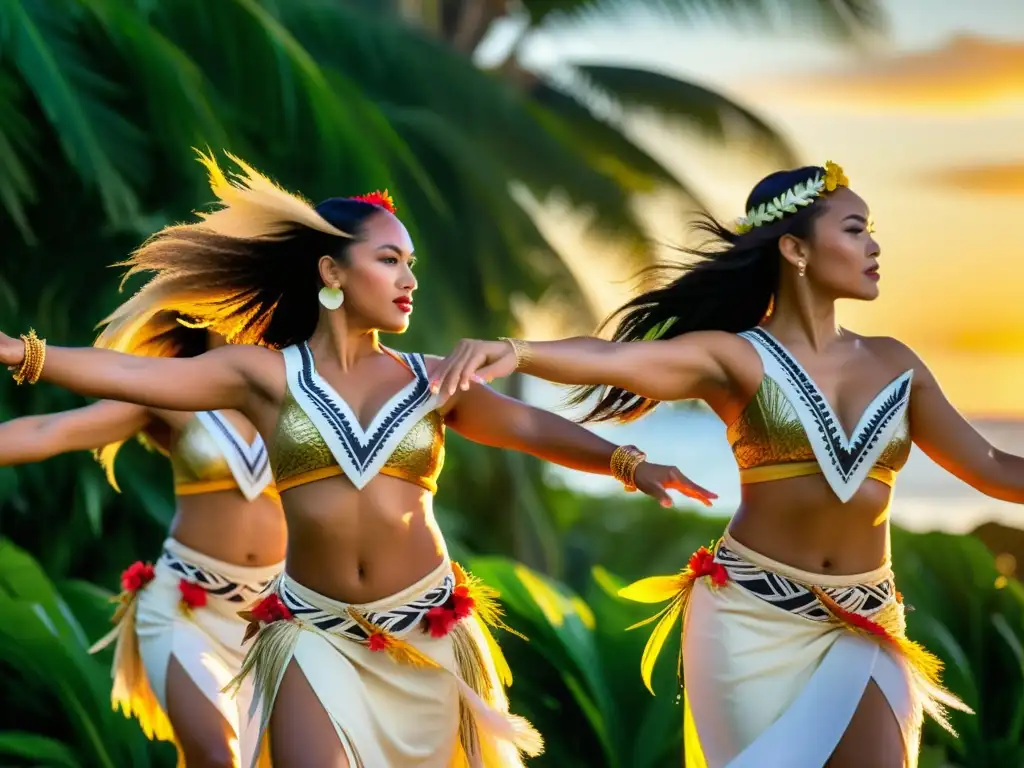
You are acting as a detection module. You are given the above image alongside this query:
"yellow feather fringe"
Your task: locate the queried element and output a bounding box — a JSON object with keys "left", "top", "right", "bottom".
{"left": 193, "top": 149, "right": 350, "bottom": 240}
{"left": 227, "top": 567, "right": 543, "bottom": 766}
{"left": 619, "top": 570, "right": 695, "bottom": 696}
{"left": 812, "top": 587, "right": 974, "bottom": 735}
{"left": 88, "top": 593, "right": 184, "bottom": 766}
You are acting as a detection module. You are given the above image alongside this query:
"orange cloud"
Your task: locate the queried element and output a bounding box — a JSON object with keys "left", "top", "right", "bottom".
{"left": 923, "top": 163, "right": 1024, "bottom": 195}
{"left": 757, "top": 35, "right": 1024, "bottom": 108}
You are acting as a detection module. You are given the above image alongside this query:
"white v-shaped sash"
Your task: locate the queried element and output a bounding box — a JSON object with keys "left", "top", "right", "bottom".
{"left": 193, "top": 411, "right": 273, "bottom": 502}
{"left": 739, "top": 329, "right": 913, "bottom": 503}
{"left": 281, "top": 343, "right": 440, "bottom": 490}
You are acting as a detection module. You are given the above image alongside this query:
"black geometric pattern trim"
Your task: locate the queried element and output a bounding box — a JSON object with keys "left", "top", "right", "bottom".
{"left": 715, "top": 544, "right": 893, "bottom": 622}
{"left": 294, "top": 343, "right": 432, "bottom": 474}
{"left": 278, "top": 572, "right": 455, "bottom": 641}
{"left": 158, "top": 547, "right": 274, "bottom": 604}
{"left": 204, "top": 411, "right": 270, "bottom": 482}
{"left": 744, "top": 328, "right": 910, "bottom": 481}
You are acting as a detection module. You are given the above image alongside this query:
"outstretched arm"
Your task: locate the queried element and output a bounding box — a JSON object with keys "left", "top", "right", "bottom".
{"left": 442, "top": 382, "right": 717, "bottom": 507}
{"left": 905, "top": 345, "right": 1024, "bottom": 503}
{"left": 0, "top": 332, "right": 270, "bottom": 415}
{"left": 432, "top": 332, "right": 734, "bottom": 403}
{"left": 0, "top": 401, "right": 151, "bottom": 466}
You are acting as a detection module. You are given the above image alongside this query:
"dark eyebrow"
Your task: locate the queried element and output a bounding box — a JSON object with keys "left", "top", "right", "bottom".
{"left": 843, "top": 214, "right": 867, "bottom": 224}
{"left": 376, "top": 244, "right": 416, "bottom": 258}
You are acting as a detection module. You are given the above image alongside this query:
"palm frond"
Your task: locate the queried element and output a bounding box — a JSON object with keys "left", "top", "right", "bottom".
{"left": 0, "top": 71, "right": 37, "bottom": 243}
{"left": 521, "top": 0, "right": 884, "bottom": 40}
{"left": 574, "top": 63, "right": 797, "bottom": 166}
{"left": 76, "top": 0, "right": 233, "bottom": 168}
{"left": 0, "top": 0, "right": 143, "bottom": 228}
{"left": 529, "top": 78, "right": 709, "bottom": 210}
{"left": 281, "top": 0, "right": 655, "bottom": 244}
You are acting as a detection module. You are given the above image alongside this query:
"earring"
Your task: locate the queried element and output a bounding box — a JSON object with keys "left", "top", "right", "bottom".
{"left": 319, "top": 286, "right": 344, "bottom": 310}
{"left": 797, "top": 259, "right": 806, "bottom": 278}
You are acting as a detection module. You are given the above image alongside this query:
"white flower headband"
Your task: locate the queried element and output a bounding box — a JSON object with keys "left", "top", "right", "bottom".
{"left": 734, "top": 161, "right": 849, "bottom": 234}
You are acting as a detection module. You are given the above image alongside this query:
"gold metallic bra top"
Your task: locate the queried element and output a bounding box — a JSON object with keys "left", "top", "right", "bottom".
{"left": 269, "top": 343, "right": 444, "bottom": 494}
{"left": 170, "top": 411, "right": 277, "bottom": 501}
{"left": 727, "top": 328, "right": 913, "bottom": 503}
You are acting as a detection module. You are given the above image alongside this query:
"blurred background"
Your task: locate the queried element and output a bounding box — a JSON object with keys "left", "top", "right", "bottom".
{"left": 0, "top": 1, "right": 1022, "bottom": 766}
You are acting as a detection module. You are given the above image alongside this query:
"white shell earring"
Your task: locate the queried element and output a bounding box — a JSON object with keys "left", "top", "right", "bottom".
{"left": 797, "top": 259, "right": 807, "bottom": 278}
{"left": 319, "top": 286, "right": 344, "bottom": 310}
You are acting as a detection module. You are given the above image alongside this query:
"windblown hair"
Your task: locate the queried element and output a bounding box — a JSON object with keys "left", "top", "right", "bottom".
{"left": 92, "top": 150, "right": 392, "bottom": 488}
{"left": 91, "top": 309, "right": 208, "bottom": 490}
{"left": 102, "top": 150, "right": 388, "bottom": 351}
{"left": 572, "top": 165, "right": 831, "bottom": 423}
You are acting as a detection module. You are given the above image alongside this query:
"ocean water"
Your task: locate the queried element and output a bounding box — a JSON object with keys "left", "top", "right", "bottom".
{"left": 523, "top": 377, "right": 1024, "bottom": 534}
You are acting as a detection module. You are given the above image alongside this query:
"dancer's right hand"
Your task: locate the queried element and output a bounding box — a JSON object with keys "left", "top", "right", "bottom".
{"left": 0, "top": 332, "right": 24, "bottom": 368}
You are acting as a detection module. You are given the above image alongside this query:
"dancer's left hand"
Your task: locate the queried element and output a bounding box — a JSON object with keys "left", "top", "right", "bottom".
{"left": 633, "top": 463, "right": 717, "bottom": 508}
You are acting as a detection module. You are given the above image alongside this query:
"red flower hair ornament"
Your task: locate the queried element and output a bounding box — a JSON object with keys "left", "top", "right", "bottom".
{"left": 351, "top": 189, "right": 397, "bottom": 214}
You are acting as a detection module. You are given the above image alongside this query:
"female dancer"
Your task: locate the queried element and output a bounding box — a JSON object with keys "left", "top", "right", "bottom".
{"left": 431, "top": 162, "right": 1021, "bottom": 767}
{"left": 0, "top": 151, "right": 714, "bottom": 767}
{"left": 0, "top": 318, "right": 283, "bottom": 768}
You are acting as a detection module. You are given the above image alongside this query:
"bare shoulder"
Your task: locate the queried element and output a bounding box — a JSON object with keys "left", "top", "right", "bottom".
{"left": 213, "top": 343, "right": 287, "bottom": 401}
{"left": 858, "top": 334, "right": 935, "bottom": 381}
{"left": 666, "top": 329, "right": 761, "bottom": 375}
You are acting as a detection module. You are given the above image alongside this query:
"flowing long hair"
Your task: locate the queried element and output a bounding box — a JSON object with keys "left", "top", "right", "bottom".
{"left": 571, "top": 166, "right": 830, "bottom": 423}
{"left": 92, "top": 150, "right": 392, "bottom": 486}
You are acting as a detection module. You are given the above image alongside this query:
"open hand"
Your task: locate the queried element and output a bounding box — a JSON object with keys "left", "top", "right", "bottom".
{"left": 0, "top": 332, "right": 23, "bottom": 368}
{"left": 633, "top": 462, "right": 717, "bottom": 508}
{"left": 431, "top": 338, "right": 517, "bottom": 396}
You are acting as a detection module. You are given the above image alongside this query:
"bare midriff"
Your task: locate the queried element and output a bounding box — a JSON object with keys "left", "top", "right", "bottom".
{"left": 728, "top": 474, "right": 893, "bottom": 575}
{"left": 170, "top": 491, "right": 287, "bottom": 567}
{"left": 278, "top": 473, "right": 446, "bottom": 604}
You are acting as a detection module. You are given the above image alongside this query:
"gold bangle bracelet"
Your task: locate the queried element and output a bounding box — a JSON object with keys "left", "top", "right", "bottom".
{"left": 611, "top": 444, "right": 647, "bottom": 491}
{"left": 498, "top": 337, "right": 532, "bottom": 370}
{"left": 12, "top": 329, "right": 46, "bottom": 386}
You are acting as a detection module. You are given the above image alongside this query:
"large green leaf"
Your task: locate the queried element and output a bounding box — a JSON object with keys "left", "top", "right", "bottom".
{"left": 0, "top": 732, "right": 81, "bottom": 768}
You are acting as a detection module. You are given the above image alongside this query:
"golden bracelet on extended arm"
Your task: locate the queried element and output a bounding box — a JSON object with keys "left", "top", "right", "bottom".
{"left": 498, "top": 337, "right": 533, "bottom": 371}
{"left": 11, "top": 329, "right": 46, "bottom": 386}
{"left": 611, "top": 444, "right": 647, "bottom": 492}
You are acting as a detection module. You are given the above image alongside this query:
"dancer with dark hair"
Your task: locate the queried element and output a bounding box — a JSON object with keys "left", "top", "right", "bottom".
{"left": 431, "top": 162, "right": 1017, "bottom": 767}
{"left": 0, "top": 318, "right": 282, "bottom": 768}
{"left": 0, "top": 151, "right": 714, "bottom": 767}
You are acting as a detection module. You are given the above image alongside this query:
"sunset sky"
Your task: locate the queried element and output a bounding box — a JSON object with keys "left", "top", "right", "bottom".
{"left": 503, "top": 0, "right": 1024, "bottom": 417}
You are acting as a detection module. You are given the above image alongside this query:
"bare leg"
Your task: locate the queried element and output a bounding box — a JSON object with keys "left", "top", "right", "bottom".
{"left": 827, "top": 680, "right": 905, "bottom": 768}
{"left": 269, "top": 660, "right": 352, "bottom": 768}
{"left": 165, "top": 656, "right": 237, "bottom": 768}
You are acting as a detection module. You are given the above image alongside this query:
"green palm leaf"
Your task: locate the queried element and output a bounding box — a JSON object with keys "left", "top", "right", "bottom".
{"left": 520, "top": 0, "right": 884, "bottom": 40}
{"left": 0, "top": 72, "right": 37, "bottom": 243}
{"left": 574, "top": 64, "right": 797, "bottom": 166}
{"left": 0, "top": 0, "right": 143, "bottom": 227}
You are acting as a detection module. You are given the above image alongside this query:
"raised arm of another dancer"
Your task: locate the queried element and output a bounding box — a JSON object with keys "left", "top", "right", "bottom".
{"left": 0, "top": 400, "right": 151, "bottom": 465}
{"left": 438, "top": 371, "right": 717, "bottom": 507}
{"left": 0, "top": 334, "right": 276, "bottom": 418}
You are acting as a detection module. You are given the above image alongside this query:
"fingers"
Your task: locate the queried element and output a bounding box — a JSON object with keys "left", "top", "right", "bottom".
{"left": 641, "top": 482, "right": 673, "bottom": 509}
{"left": 432, "top": 344, "right": 469, "bottom": 396}
{"left": 666, "top": 470, "right": 718, "bottom": 507}
{"left": 474, "top": 361, "right": 506, "bottom": 384}
{"left": 430, "top": 342, "right": 463, "bottom": 395}
{"left": 457, "top": 352, "right": 488, "bottom": 393}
